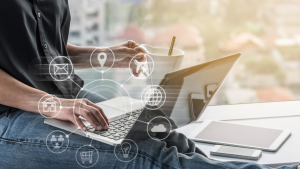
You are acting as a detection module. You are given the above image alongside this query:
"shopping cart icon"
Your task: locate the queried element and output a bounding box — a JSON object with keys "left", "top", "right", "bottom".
{"left": 80, "top": 151, "right": 93, "bottom": 164}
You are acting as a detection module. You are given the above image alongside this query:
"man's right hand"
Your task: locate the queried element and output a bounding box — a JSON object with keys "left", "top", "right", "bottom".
{"left": 48, "top": 98, "right": 109, "bottom": 131}
{"left": 0, "top": 69, "right": 108, "bottom": 131}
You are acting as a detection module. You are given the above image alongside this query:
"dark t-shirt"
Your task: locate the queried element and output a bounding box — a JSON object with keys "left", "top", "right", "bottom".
{"left": 0, "top": 0, "right": 83, "bottom": 113}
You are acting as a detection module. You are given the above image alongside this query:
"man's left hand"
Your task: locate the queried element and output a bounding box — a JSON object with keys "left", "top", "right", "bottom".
{"left": 100, "top": 40, "right": 146, "bottom": 77}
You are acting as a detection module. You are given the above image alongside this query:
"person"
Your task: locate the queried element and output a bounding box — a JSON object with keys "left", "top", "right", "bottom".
{"left": 0, "top": 1, "right": 298, "bottom": 168}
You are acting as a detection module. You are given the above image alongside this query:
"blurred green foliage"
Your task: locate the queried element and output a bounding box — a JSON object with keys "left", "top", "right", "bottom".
{"left": 145, "top": 0, "right": 267, "bottom": 60}
{"left": 245, "top": 58, "right": 286, "bottom": 83}
{"left": 278, "top": 46, "right": 300, "bottom": 60}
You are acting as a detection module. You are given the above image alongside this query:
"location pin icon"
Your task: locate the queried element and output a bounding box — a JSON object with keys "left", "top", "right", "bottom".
{"left": 97, "top": 52, "right": 107, "bottom": 67}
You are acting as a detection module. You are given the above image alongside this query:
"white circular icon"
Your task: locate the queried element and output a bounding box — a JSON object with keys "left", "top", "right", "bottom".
{"left": 90, "top": 47, "right": 115, "bottom": 73}
{"left": 38, "top": 94, "right": 62, "bottom": 118}
{"left": 129, "top": 54, "right": 154, "bottom": 79}
{"left": 147, "top": 116, "right": 172, "bottom": 141}
{"left": 141, "top": 85, "right": 166, "bottom": 110}
{"left": 145, "top": 88, "right": 162, "bottom": 106}
{"left": 75, "top": 85, "right": 128, "bottom": 133}
{"left": 75, "top": 145, "right": 99, "bottom": 168}
{"left": 46, "top": 130, "right": 69, "bottom": 154}
{"left": 114, "top": 139, "right": 138, "bottom": 162}
{"left": 49, "top": 56, "right": 74, "bottom": 81}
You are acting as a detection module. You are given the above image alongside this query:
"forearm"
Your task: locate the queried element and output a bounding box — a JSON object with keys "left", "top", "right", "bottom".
{"left": 67, "top": 41, "right": 142, "bottom": 71}
{"left": 67, "top": 43, "right": 108, "bottom": 70}
{"left": 0, "top": 69, "right": 48, "bottom": 114}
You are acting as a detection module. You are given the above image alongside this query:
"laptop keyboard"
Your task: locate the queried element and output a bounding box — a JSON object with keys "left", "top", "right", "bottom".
{"left": 85, "top": 109, "right": 142, "bottom": 141}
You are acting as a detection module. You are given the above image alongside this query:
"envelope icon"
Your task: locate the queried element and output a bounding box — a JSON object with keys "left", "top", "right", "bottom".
{"left": 53, "top": 64, "right": 69, "bottom": 75}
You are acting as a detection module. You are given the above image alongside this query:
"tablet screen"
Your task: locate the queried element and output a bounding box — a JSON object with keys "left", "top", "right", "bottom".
{"left": 196, "top": 121, "right": 283, "bottom": 148}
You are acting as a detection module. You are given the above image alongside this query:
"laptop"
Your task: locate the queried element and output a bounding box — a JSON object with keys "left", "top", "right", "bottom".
{"left": 44, "top": 53, "right": 241, "bottom": 146}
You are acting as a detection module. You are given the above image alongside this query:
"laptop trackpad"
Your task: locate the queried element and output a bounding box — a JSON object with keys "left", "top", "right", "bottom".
{"left": 97, "top": 104, "right": 126, "bottom": 121}
{"left": 97, "top": 97, "right": 143, "bottom": 112}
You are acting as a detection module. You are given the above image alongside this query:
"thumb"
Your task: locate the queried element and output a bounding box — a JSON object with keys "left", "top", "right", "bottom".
{"left": 135, "top": 53, "right": 147, "bottom": 62}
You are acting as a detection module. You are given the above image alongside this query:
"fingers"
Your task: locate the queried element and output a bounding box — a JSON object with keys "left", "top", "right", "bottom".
{"left": 131, "top": 53, "right": 147, "bottom": 77}
{"left": 130, "top": 58, "right": 140, "bottom": 77}
{"left": 82, "top": 104, "right": 108, "bottom": 130}
{"left": 60, "top": 99, "right": 108, "bottom": 131}
{"left": 127, "top": 40, "right": 139, "bottom": 49}
{"left": 71, "top": 115, "right": 87, "bottom": 131}
{"left": 130, "top": 61, "right": 139, "bottom": 77}
{"left": 113, "top": 47, "right": 139, "bottom": 62}
{"left": 85, "top": 100, "right": 109, "bottom": 125}
{"left": 73, "top": 99, "right": 109, "bottom": 131}
{"left": 126, "top": 48, "right": 140, "bottom": 56}
{"left": 135, "top": 53, "right": 147, "bottom": 62}
{"left": 78, "top": 107, "right": 103, "bottom": 130}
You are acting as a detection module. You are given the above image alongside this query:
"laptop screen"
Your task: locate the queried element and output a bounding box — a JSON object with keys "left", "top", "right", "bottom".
{"left": 125, "top": 54, "right": 241, "bottom": 142}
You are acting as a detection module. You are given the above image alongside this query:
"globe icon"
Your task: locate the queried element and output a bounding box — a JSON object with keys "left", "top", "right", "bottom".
{"left": 144, "top": 88, "right": 162, "bottom": 106}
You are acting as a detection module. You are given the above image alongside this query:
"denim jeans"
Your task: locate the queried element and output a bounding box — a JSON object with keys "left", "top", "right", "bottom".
{"left": 0, "top": 90, "right": 297, "bottom": 169}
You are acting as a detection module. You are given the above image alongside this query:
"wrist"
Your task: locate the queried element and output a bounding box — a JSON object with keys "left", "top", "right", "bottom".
{"left": 24, "top": 92, "right": 57, "bottom": 117}
{"left": 92, "top": 47, "right": 114, "bottom": 68}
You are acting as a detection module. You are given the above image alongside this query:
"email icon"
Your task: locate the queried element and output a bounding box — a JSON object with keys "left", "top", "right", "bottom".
{"left": 53, "top": 64, "right": 69, "bottom": 75}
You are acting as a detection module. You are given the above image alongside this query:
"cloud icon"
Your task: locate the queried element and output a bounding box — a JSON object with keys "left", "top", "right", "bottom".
{"left": 151, "top": 124, "right": 167, "bottom": 132}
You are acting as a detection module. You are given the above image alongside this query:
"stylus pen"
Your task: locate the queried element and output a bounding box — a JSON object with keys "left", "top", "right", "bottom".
{"left": 134, "top": 59, "right": 150, "bottom": 77}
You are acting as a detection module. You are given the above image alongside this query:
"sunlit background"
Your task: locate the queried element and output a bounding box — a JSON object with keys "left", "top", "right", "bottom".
{"left": 69, "top": 0, "right": 300, "bottom": 105}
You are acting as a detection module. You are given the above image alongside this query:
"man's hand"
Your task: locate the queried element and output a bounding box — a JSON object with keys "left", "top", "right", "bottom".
{"left": 94, "top": 40, "right": 147, "bottom": 76}
{"left": 0, "top": 69, "right": 109, "bottom": 131}
{"left": 67, "top": 40, "right": 147, "bottom": 76}
{"left": 47, "top": 98, "right": 109, "bottom": 131}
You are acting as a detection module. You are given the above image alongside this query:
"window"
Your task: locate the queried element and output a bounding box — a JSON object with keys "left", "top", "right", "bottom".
{"left": 70, "top": 0, "right": 300, "bottom": 105}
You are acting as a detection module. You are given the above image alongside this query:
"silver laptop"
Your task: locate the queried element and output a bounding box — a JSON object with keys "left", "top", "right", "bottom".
{"left": 44, "top": 53, "right": 241, "bottom": 146}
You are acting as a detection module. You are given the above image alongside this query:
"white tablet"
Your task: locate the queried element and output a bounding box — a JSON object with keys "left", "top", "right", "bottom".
{"left": 188, "top": 120, "right": 291, "bottom": 151}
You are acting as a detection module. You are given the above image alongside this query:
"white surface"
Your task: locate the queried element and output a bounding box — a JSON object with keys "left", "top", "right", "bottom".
{"left": 176, "top": 102, "right": 300, "bottom": 165}
{"left": 97, "top": 97, "right": 143, "bottom": 113}
{"left": 199, "top": 100, "right": 300, "bottom": 121}
{"left": 210, "top": 145, "right": 262, "bottom": 160}
{"left": 187, "top": 120, "right": 290, "bottom": 151}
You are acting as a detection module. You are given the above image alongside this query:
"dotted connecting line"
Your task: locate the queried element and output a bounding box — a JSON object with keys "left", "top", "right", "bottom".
{"left": 47, "top": 48, "right": 148, "bottom": 163}
{"left": 136, "top": 120, "right": 149, "bottom": 124}
{"left": 71, "top": 78, "right": 134, "bottom": 141}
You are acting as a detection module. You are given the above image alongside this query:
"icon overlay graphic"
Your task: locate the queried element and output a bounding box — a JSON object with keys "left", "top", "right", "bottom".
{"left": 42, "top": 97, "right": 57, "bottom": 112}
{"left": 53, "top": 64, "right": 69, "bottom": 75}
{"left": 49, "top": 56, "right": 74, "bottom": 81}
{"left": 97, "top": 52, "right": 107, "bottom": 67}
{"left": 141, "top": 85, "right": 166, "bottom": 110}
{"left": 114, "top": 139, "right": 138, "bottom": 162}
{"left": 38, "top": 94, "right": 62, "bottom": 118}
{"left": 46, "top": 130, "right": 69, "bottom": 154}
{"left": 76, "top": 145, "right": 99, "bottom": 168}
{"left": 151, "top": 124, "right": 167, "bottom": 132}
{"left": 121, "top": 142, "right": 131, "bottom": 158}
{"left": 75, "top": 84, "right": 129, "bottom": 132}
{"left": 129, "top": 54, "right": 154, "bottom": 79}
{"left": 90, "top": 47, "right": 115, "bottom": 73}
{"left": 147, "top": 116, "right": 172, "bottom": 141}
{"left": 80, "top": 151, "right": 93, "bottom": 164}
{"left": 44, "top": 45, "right": 159, "bottom": 166}
{"left": 51, "top": 135, "right": 65, "bottom": 148}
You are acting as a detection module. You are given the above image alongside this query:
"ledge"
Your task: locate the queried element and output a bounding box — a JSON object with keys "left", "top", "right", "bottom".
{"left": 198, "top": 100, "right": 300, "bottom": 122}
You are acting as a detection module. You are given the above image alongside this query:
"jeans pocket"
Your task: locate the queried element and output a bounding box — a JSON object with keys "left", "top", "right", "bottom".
{"left": 0, "top": 110, "right": 23, "bottom": 137}
{"left": 0, "top": 112, "right": 5, "bottom": 120}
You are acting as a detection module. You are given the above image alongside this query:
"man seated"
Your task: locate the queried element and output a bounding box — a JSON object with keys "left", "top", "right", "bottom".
{"left": 0, "top": 1, "right": 298, "bottom": 168}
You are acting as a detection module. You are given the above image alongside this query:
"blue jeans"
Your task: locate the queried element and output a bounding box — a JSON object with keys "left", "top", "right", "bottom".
{"left": 0, "top": 90, "right": 297, "bottom": 169}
